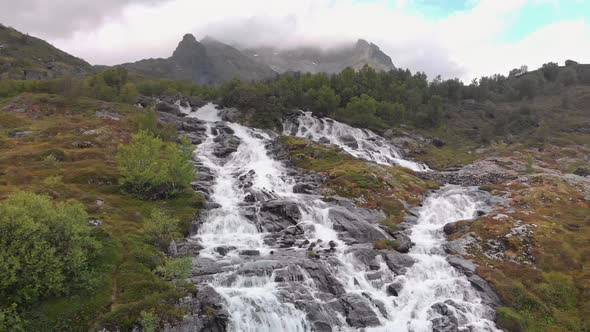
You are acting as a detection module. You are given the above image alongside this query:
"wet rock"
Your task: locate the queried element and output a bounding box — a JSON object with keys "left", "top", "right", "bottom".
{"left": 447, "top": 256, "right": 477, "bottom": 276}
{"left": 239, "top": 249, "right": 260, "bottom": 256}
{"left": 382, "top": 251, "right": 415, "bottom": 275}
{"left": 443, "top": 221, "right": 469, "bottom": 235}
{"left": 386, "top": 281, "right": 403, "bottom": 296}
{"left": 338, "top": 134, "right": 359, "bottom": 150}
{"left": 329, "top": 207, "right": 387, "bottom": 243}
{"left": 392, "top": 232, "right": 413, "bottom": 253}
{"left": 162, "top": 285, "right": 229, "bottom": 332}
{"left": 156, "top": 101, "right": 185, "bottom": 117}
{"left": 340, "top": 293, "right": 381, "bottom": 328}
{"left": 467, "top": 274, "right": 501, "bottom": 307}
{"left": 443, "top": 233, "right": 480, "bottom": 256}
{"left": 429, "top": 302, "right": 459, "bottom": 332}
{"left": 258, "top": 199, "right": 302, "bottom": 233}
{"left": 181, "top": 118, "right": 208, "bottom": 133}
{"left": 293, "top": 183, "right": 313, "bottom": 194}
{"left": 218, "top": 108, "right": 240, "bottom": 122}
{"left": 212, "top": 133, "right": 240, "bottom": 158}
{"left": 318, "top": 136, "right": 331, "bottom": 144}
{"left": 301, "top": 260, "right": 346, "bottom": 295}
{"left": 214, "top": 246, "right": 236, "bottom": 256}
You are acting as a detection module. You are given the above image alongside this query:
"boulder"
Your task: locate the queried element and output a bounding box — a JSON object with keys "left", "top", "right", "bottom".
{"left": 212, "top": 133, "right": 240, "bottom": 158}
{"left": 338, "top": 134, "right": 359, "bottom": 150}
{"left": 447, "top": 256, "right": 477, "bottom": 276}
{"left": 339, "top": 293, "right": 381, "bottom": 328}
{"left": 382, "top": 251, "right": 415, "bottom": 275}
{"left": 386, "top": 281, "right": 403, "bottom": 297}
{"left": 329, "top": 207, "right": 387, "bottom": 243}
{"left": 429, "top": 302, "right": 459, "bottom": 332}
{"left": 156, "top": 101, "right": 184, "bottom": 117}
{"left": 258, "top": 199, "right": 302, "bottom": 233}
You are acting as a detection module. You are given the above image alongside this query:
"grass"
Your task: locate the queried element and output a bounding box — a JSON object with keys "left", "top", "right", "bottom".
{"left": 0, "top": 93, "right": 199, "bottom": 331}
{"left": 454, "top": 171, "right": 590, "bottom": 331}
{"left": 280, "top": 136, "right": 438, "bottom": 225}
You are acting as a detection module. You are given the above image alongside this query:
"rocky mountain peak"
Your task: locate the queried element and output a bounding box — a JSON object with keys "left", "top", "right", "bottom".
{"left": 172, "top": 33, "right": 206, "bottom": 62}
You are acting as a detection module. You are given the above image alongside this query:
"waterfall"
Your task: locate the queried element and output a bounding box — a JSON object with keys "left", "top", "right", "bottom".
{"left": 283, "top": 111, "right": 429, "bottom": 172}
{"left": 188, "top": 104, "right": 498, "bottom": 332}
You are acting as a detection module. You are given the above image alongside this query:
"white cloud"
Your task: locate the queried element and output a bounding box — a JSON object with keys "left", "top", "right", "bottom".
{"left": 19, "top": 0, "right": 588, "bottom": 81}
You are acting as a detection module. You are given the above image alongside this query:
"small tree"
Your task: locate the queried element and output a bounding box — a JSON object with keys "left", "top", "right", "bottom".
{"left": 541, "top": 62, "right": 559, "bottom": 82}
{"left": 117, "top": 131, "right": 193, "bottom": 199}
{"left": 144, "top": 209, "right": 181, "bottom": 250}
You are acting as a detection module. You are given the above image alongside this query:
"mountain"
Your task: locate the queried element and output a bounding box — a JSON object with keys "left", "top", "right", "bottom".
{"left": 120, "top": 34, "right": 276, "bottom": 86}
{"left": 242, "top": 39, "right": 395, "bottom": 74}
{"left": 0, "top": 23, "right": 92, "bottom": 80}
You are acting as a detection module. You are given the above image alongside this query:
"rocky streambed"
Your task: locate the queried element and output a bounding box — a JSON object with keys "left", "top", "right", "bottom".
{"left": 155, "top": 102, "right": 503, "bottom": 332}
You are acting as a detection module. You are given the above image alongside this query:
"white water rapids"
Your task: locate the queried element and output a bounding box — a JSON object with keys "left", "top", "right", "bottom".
{"left": 283, "top": 111, "right": 429, "bottom": 172}
{"left": 189, "top": 104, "right": 499, "bottom": 332}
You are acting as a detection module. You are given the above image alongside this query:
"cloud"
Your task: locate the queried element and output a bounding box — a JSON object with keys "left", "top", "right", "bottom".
{"left": 3, "top": 0, "right": 588, "bottom": 81}
{"left": 0, "top": 0, "right": 168, "bottom": 38}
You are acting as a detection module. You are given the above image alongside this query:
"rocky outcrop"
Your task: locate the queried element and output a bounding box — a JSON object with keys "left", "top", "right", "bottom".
{"left": 163, "top": 286, "right": 229, "bottom": 332}
{"left": 419, "top": 158, "right": 518, "bottom": 186}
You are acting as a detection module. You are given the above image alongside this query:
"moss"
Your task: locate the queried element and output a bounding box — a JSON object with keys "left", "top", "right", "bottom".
{"left": 373, "top": 239, "right": 400, "bottom": 250}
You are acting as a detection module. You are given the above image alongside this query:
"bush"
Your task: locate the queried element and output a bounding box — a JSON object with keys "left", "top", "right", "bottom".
{"left": 0, "top": 192, "right": 100, "bottom": 307}
{"left": 155, "top": 257, "right": 192, "bottom": 280}
{"left": 144, "top": 209, "right": 182, "bottom": 250}
{"left": 117, "top": 131, "right": 193, "bottom": 199}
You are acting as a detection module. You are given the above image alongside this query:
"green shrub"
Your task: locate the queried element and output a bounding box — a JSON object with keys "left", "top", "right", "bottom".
{"left": 117, "top": 131, "right": 193, "bottom": 199}
{"left": 0, "top": 192, "right": 100, "bottom": 307}
{"left": 496, "top": 306, "right": 526, "bottom": 332}
{"left": 144, "top": 209, "right": 182, "bottom": 250}
{"left": 139, "top": 310, "right": 157, "bottom": 332}
{"left": 156, "top": 257, "right": 192, "bottom": 280}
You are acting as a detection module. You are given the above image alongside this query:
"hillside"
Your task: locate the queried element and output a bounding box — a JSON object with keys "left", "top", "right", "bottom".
{"left": 0, "top": 24, "right": 91, "bottom": 80}
{"left": 120, "top": 34, "right": 276, "bottom": 86}
{"left": 242, "top": 39, "right": 395, "bottom": 74}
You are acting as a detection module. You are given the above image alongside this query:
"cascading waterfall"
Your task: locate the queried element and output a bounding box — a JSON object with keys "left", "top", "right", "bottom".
{"left": 371, "top": 186, "right": 500, "bottom": 332}
{"left": 189, "top": 104, "right": 499, "bottom": 332}
{"left": 191, "top": 104, "right": 309, "bottom": 331}
{"left": 283, "top": 111, "right": 429, "bottom": 172}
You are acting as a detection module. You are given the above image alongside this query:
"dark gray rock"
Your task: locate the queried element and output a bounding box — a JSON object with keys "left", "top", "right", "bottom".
{"left": 258, "top": 199, "right": 303, "bottom": 233}
{"left": 212, "top": 133, "right": 240, "bottom": 158}
{"left": 386, "top": 281, "right": 403, "bottom": 297}
{"left": 340, "top": 293, "right": 381, "bottom": 328}
{"left": 214, "top": 246, "right": 236, "bottom": 256}
{"left": 162, "top": 285, "right": 229, "bottom": 332}
{"left": 447, "top": 256, "right": 477, "bottom": 276}
{"left": 382, "top": 251, "right": 415, "bottom": 275}
{"left": 338, "top": 134, "right": 359, "bottom": 150}
{"left": 156, "top": 102, "right": 185, "bottom": 117}
{"left": 239, "top": 249, "right": 260, "bottom": 256}
{"left": 329, "top": 207, "right": 387, "bottom": 243}
{"left": 429, "top": 302, "right": 459, "bottom": 332}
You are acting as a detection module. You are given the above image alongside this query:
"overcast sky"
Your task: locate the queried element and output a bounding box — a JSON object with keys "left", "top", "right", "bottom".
{"left": 1, "top": 0, "right": 589, "bottom": 81}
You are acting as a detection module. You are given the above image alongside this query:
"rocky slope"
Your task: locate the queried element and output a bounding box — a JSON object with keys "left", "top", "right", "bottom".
{"left": 121, "top": 34, "right": 276, "bottom": 86}
{"left": 0, "top": 24, "right": 91, "bottom": 80}
{"left": 242, "top": 39, "right": 395, "bottom": 74}
{"left": 151, "top": 103, "right": 501, "bottom": 332}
